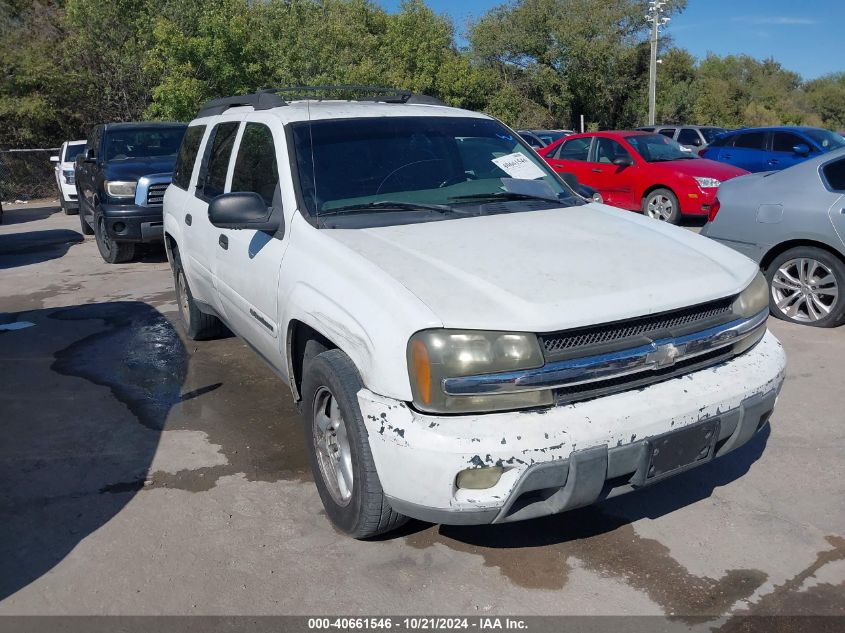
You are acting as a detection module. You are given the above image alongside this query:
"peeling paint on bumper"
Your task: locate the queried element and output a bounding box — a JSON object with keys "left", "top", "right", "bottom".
{"left": 358, "top": 331, "right": 786, "bottom": 525}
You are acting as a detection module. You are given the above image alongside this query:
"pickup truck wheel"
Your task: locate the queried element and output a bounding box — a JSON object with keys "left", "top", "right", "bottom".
{"left": 302, "top": 349, "right": 408, "bottom": 538}
{"left": 766, "top": 247, "right": 845, "bottom": 327}
{"left": 643, "top": 188, "right": 681, "bottom": 224}
{"left": 173, "top": 257, "right": 227, "bottom": 340}
{"left": 95, "top": 215, "right": 135, "bottom": 263}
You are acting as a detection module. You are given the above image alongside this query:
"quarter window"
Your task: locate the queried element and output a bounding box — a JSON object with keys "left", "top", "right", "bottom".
{"left": 734, "top": 132, "right": 766, "bottom": 150}
{"left": 173, "top": 125, "right": 206, "bottom": 190}
{"left": 822, "top": 158, "right": 845, "bottom": 192}
{"left": 200, "top": 122, "right": 239, "bottom": 199}
{"left": 555, "top": 137, "right": 591, "bottom": 161}
{"left": 231, "top": 123, "right": 280, "bottom": 205}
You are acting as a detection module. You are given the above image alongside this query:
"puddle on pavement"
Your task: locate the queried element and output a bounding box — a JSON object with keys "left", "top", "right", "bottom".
{"left": 404, "top": 508, "right": 768, "bottom": 620}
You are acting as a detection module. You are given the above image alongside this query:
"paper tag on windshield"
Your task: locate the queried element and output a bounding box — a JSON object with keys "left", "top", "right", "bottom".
{"left": 492, "top": 153, "right": 546, "bottom": 180}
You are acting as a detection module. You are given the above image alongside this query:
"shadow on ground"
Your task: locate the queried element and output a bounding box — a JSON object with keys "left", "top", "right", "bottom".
{"left": 0, "top": 301, "right": 187, "bottom": 600}
{"left": 0, "top": 204, "right": 61, "bottom": 226}
{"left": 0, "top": 229, "right": 83, "bottom": 269}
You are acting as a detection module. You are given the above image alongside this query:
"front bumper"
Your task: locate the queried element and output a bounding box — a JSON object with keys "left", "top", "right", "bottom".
{"left": 59, "top": 182, "right": 78, "bottom": 206}
{"left": 358, "top": 331, "right": 785, "bottom": 525}
{"left": 100, "top": 203, "right": 163, "bottom": 243}
{"left": 679, "top": 187, "right": 718, "bottom": 216}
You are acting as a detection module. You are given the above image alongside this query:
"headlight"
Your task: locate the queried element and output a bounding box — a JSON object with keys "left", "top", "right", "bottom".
{"left": 105, "top": 180, "right": 137, "bottom": 198}
{"left": 62, "top": 169, "right": 75, "bottom": 185}
{"left": 694, "top": 176, "right": 721, "bottom": 189}
{"left": 408, "top": 329, "right": 552, "bottom": 414}
{"left": 733, "top": 271, "right": 769, "bottom": 318}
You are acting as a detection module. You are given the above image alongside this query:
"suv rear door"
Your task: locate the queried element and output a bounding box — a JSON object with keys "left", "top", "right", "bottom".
{"left": 213, "top": 116, "right": 289, "bottom": 366}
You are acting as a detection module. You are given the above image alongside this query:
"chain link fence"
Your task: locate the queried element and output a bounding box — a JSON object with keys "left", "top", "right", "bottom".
{"left": 0, "top": 149, "right": 60, "bottom": 203}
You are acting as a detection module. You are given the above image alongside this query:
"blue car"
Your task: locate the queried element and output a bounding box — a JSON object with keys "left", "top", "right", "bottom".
{"left": 700, "top": 126, "right": 845, "bottom": 173}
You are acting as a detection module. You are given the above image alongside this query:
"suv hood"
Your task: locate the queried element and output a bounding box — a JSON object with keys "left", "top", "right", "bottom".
{"left": 327, "top": 205, "right": 757, "bottom": 332}
{"left": 652, "top": 158, "right": 748, "bottom": 180}
{"left": 104, "top": 155, "right": 177, "bottom": 181}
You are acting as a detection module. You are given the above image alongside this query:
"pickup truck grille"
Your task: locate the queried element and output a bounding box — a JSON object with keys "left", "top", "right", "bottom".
{"left": 540, "top": 296, "right": 735, "bottom": 361}
{"left": 146, "top": 183, "right": 168, "bottom": 205}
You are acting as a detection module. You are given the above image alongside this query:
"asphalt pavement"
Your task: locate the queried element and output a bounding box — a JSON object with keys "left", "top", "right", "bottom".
{"left": 0, "top": 202, "right": 842, "bottom": 625}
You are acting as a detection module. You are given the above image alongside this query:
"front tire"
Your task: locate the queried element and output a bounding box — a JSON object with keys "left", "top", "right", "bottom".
{"left": 95, "top": 215, "right": 135, "bottom": 263}
{"left": 643, "top": 188, "right": 681, "bottom": 224}
{"left": 79, "top": 210, "right": 94, "bottom": 235}
{"left": 766, "top": 247, "right": 845, "bottom": 327}
{"left": 301, "top": 349, "right": 408, "bottom": 538}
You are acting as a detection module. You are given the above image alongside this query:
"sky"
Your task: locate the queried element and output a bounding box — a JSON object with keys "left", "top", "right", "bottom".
{"left": 378, "top": 0, "right": 845, "bottom": 80}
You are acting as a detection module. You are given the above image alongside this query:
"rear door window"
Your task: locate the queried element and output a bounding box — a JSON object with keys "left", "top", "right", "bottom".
{"left": 734, "top": 132, "right": 766, "bottom": 150}
{"left": 555, "top": 137, "right": 591, "bottom": 161}
{"left": 198, "top": 121, "right": 239, "bottom": 199}
{"left": 677, "top": 128, "right": 702, "bottom": 146}
{"left": 658, "top": 128, "right": 676, "bottom": 139}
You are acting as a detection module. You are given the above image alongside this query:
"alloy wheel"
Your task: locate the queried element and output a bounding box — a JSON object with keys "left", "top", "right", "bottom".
{"left": 771, "top": 257, "right": 839, "bottom": 322}
{"left": 97, "top": 217, "right": 112, "bottom": 254}
{"left": 312, "top": 386, "right": 354, "bottom": 506}
{"left": 646, "top": 194, "right": 674, "bottom": 221}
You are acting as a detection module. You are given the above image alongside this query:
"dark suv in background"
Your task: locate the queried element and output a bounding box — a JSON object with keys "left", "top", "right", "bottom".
{"left": 76, "top": 122, "right": 187, "bottom": 263}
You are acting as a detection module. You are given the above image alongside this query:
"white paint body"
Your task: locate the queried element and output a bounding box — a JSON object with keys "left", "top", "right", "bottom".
{"left": 52, "top": 140, "right": 86, "bottom": 204}
{"left": 163, "top": 100, "right": 786, "bottom": 516}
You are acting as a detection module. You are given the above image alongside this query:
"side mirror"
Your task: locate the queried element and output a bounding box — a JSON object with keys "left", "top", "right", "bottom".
{"left": 559, "top": 172, "right": 580, "bottom": 191}
{"left": 84, "top": 148, "right": 97, "bottom": 162}
{"left": 612, "top": 156, "right": 634, "bottom": 168}
{"left": 50, "top": 156, "right": 59, "bottom": 163}
{"left": 208, "top": 192, "right": 280, "bottom": 232}
{"left": 793, "top": 144, "right": 810, "bottom": 156}
{"left": 691, "top": 137, "right": 703, "bottom": 146}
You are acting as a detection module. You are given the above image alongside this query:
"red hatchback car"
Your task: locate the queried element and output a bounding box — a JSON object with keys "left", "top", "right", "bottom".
{"left": 539, "top": 131, "right": 749, "bottom": 223}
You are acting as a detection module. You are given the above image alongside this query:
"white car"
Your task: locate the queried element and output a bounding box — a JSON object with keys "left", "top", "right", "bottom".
{"left": 163, "top": 88, "right": 786, "bottom": 538}
{"left": 50, "top": 140, "right": 86, "bottom": 214}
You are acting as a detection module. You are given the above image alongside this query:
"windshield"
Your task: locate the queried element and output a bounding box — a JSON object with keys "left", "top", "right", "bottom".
{"left": 291, "top": 116, "right": 578, "bottom": 220}
{"left": 625, "top": 134, "right": 696, "bottom": 162}
{"left": 803, "top": 128, "right": 845, "bottom": 152}
{"left": 700, "top": 127, "right": 727, "bottom": 143}
{"left": 104, "top": 127, "right": 187, "bottom": 161}
{"left": 63, "top": 142, "right": 86, "bottom": 162}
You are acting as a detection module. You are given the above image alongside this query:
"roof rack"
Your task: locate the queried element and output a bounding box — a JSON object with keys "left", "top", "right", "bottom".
{"left": 196, "top": 85, "right": 446, "bottom": 117}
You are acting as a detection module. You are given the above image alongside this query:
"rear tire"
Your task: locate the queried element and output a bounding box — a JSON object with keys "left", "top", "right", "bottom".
{"left": 95, "top": 214, "right": 135, "bottom": 263}
{"left": 173, "top": 253, "right": 227, "bottom": 340}
{"left": 301, "top": 349, "right": 408, "bottom": 538}
{"left": 643, "top": 188, "right": 681, "bottom": 224}
{"left": 765, "top": 246, "right": 845, "bottom": 327}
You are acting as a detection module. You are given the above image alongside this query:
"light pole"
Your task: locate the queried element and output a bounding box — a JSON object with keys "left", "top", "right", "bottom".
{"left": 646, "top": 0, "right": 670, "bottom": 126}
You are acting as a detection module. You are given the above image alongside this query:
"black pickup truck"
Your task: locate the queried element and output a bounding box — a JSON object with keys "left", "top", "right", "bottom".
{"left": 76, "top": 122, "right": 187, "bottom": 263}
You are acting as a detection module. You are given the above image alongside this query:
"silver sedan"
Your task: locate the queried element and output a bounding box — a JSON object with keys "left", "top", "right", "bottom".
{"left": 701, "top": 148, "right": 845, "bottom": 327}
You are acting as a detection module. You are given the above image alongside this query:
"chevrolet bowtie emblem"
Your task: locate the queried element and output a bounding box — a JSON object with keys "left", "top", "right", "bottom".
{"left": 647, "top": 342, "right": 681, "bottom": 368}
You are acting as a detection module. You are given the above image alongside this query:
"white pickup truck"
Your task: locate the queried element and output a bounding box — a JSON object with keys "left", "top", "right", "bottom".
{"left": 162, "top": 87, "right": 786, "bottom": 538}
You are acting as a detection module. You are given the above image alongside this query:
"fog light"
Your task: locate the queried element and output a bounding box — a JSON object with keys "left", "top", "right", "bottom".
{"left": 456, "top": 466, "right": 503, "bottom": 490}
{"left": 113, "top": 222, "right": 126, "bottom": 233}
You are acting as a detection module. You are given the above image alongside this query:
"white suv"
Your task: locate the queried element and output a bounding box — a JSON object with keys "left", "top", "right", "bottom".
{"left": 163, "top": 87, "right": 786, "bottom": 538}
{"left": 50, "top": 140, "right": 86, "bottom": 214}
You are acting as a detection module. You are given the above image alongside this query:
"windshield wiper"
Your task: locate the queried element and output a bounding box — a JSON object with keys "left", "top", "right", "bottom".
{"left": 448, "top": 191, "right": 562, "bottom": 203}
{"left": 319, "top": 200, "right": 455, "bottom": 216}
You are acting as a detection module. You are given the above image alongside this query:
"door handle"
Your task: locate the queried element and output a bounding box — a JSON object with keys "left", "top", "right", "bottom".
{"left": 723, "top": 153, "right": 732, "bottom": 159}
{"left": 768, "top": 159, "right": 778, "bottom": 165}
{"left": 592, "top": 168, "right": 603, "bottom": 173}
{"left": 218, "top": 235, "right": 228, "bottom": 250}
{"left": 185, "top": 213, "right": 192, "bottom": 226}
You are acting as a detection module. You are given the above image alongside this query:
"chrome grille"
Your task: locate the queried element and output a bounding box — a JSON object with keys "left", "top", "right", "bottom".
{"left": 146, "top": 183, "right": 168, "bottom": 205}
{"left": 541, "top": 297, "right": 735, "bottom": 358}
